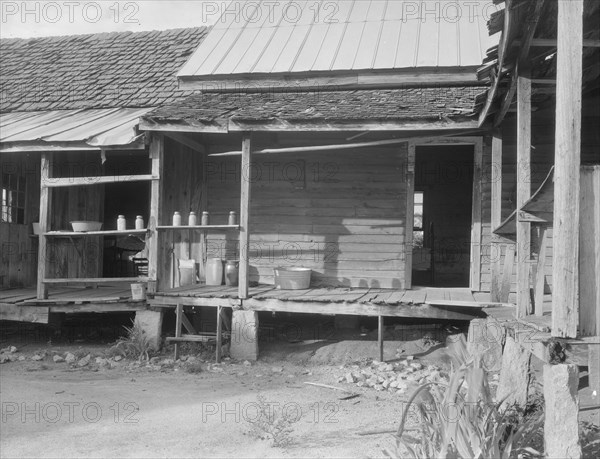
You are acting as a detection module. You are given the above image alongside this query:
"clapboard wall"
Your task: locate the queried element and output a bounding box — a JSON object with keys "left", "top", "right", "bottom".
{"left": 0, "top": 153, "right": 40, "bottom": 289}
{"left": 204, "top": 145, "right": 408, "bottom": 288}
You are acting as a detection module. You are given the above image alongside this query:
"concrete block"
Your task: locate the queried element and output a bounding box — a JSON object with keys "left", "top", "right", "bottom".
{"left": 135, "top": 310, "right": 164, "bottom": 351}
{"left": 497, "top": 335, "right": 530, "bottom": 410}
{"left": 231, "top": 310, "right": 259, "bottom": 361}
{"left": 544, "top": 364, "right": 581, "bottom": 459}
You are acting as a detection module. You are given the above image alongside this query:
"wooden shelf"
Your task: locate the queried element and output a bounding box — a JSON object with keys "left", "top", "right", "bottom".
{"left": 43, "top": 175, "right": 158, "bottom": 188}
{"left": 156, "top": 225, "right": 239, "bottom": 230}
{"left": 44, "top": 229, "right": 148, "bottom": 237}
{"left": 43, "top": 277, "right": 149, "bottom": 284}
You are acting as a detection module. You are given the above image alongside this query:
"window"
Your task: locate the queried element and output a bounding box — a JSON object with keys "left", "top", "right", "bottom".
{"left": 1, "top": 173, "right": 26, "bottom": 224}
{"left": 413, "top": 191, "right": 424, "bottom": 248}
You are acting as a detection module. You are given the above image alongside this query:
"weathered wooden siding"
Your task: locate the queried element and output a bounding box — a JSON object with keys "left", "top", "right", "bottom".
{"left": 0, "top": 153, "right": 40, "bottom": 289}
{"left": 205, "top": 146, "right": 408, "bottom": 288}
{"left": 157, "top": 138, "right": 205, "bottom": 291}
{"left": 479, "top": 105, "right": 600, "bottom": 294}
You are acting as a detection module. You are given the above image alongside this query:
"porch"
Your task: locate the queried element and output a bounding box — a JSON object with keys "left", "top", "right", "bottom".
{"left": 0, "top": 282, "right": 146, "bottom": 322}
{"left": 150, "top": 284, "right": 498, "bottom": 320}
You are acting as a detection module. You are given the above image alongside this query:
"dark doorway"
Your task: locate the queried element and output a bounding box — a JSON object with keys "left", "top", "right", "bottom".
{"left": 412, "top": 145, "right": 474, "bottom": 287}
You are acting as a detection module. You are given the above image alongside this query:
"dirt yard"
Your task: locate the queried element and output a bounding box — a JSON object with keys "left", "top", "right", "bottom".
{"left": 1, "top": 325, "right": 599, "bottom": 458}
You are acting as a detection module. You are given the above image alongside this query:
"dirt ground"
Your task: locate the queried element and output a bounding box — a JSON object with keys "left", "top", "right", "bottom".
{"left": 1, "top": 323, "right": 599, "bottom": 458}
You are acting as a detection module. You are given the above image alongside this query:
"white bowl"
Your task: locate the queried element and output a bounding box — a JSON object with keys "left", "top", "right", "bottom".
{"left": 274, "top": 267, "right": 311, "bottom": 290}
{"left": 70, "top": 221, "right": 103, "bottom": 232}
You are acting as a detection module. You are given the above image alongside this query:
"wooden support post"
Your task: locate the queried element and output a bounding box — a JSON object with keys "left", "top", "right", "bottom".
{"left": 490, "top": 131, "right": 503, "bottom": 302}
{"left": 579, "top": 166, "right": 600, "bottom": 336}
{"left": 500, "top": 244, "right": 515, "bottom": 303}
{"left": 147, "top": 134, "right": 164, "bottom": 294}
{"left": 174, "top": 303, "right": 183, "bottom": 360}
{"left": 404, "top": 143, "right": 415, "bottom": 289}
{"left": 516, "top": 73, "right": 532, "bottom": 317}
{"left": 216, "top": 306, "right": 223, "bottom": 363}
{"left": 534, "top": 225, "right": 549, "bottom": 315}
{"left": 469, "top": 139, "right": 483, "bottom": 291}
{"left": 543, "top": 364, "right": 581, "bottom": 458}
{"left": 378, "top": 315, "right": 384, "bottom": 362}
{"left": 553, "top": 0, "right": 583, "bottom": 338}
{"left": 239, "top": 134, "right": 252, "bottom": 299}
{"left": 37, "top": 153, "right": 52, "bottom": 300}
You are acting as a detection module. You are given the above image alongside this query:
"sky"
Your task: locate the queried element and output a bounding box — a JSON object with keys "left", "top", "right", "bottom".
{"left": 0, "top": 1, "right": 223, "bottom": 38}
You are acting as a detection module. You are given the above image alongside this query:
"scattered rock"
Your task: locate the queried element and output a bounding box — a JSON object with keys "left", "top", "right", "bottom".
{"left": 345, "top": 372, "right": 356, "bottom": 383}
{"left": 113, "top": 355, "right": 123, "bottom": 362}
{"left": 95, "top": 357, "right": 109, "bottom": 367}
{"left": 53, "top": 355, "right": 64, "bottom": 363}
{"left": 187, "top": 356, "right": 197, "bottom": 363}
{"left": 77, "top": 354, "right": 91, "bottom": 367}
{"left": 65, "top": 352, "right": 76, "bottom": 364}
{"left": 18, "top": 356, "right": 25, "bottom": 361}
{"left": 32, "top": 354, "right": 44, "bottom": 361}
{"left": 243, "top": 360, "right": 252, "bottom": 367}
{"left": 9, "top": 346, "right": 17, "bottom": 353}
{"left": 160, "top": 359, "right": 175, "bottom": 366}
{"left": 271, "top": 366, "right": 284, "bottom": 373}
{"left": 0, "top": 355, "right": 9, "bottom": 364}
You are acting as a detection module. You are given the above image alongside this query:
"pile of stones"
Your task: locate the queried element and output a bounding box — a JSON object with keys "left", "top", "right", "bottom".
{"left": 338, "top": 357, "right": 448, "bottom": 394}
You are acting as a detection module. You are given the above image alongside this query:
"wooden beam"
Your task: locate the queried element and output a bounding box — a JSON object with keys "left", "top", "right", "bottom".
{"left": 553, "top": 0, "right": 583, "bottom": 338}
{"left": 491, "top": 131, "right": 503, "bottom": 302}
{"left": 43, "top": 175, "right": 158, "bottom": 188}
{"left": 238, "top": 134, "right": 252, "bottom": 299}
{"left": 470, "top": 139, "right": 484, "bottom": 291}
{"left": 178, "top": 69, "right": 480, "bottom": 92}
{"left": 516, "top": 73, "right": 532, "bottom": 317}
{"left": 494, "top": 0, "right": 546, "bottom": 127}
{"left": 209, "top": 138, "right": 416, "bottom": 156}
{"left": 147, "top": 134, "right": 164, "bottom": 294}
{"left": 404, "top": 143, "right": 416, "bottom": 289}
{"left": 37, "top": 153, "right": 52, "bottom": 300}
{"left": 43, "top": 277, "right": 149, "bottom": 284}
{"left": 478, "top": 0, "right": 513, "bottom": 127}
{"left": 242, "top": 298, "right": 483, "bottom": 321}
{"left": 163, "top": 132, "right": 206, "bottom": 154}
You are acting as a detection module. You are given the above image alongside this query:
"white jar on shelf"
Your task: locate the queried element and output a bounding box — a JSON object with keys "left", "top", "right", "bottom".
{"left": 173, "top": 212, "right": 182, "bottom": 226}
{"left": 188, "top": 212, "right": 197, "bottom": 226}
{"left": 135, "top": 215, "right": 144, "bottom": 230}
{"left": 117, "top": 215, "right": 126, "bottom": 231}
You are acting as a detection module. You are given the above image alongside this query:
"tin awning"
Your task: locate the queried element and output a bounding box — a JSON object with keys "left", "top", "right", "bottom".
{"left": 0, "top": 107, "right": 153, "bottom": 152}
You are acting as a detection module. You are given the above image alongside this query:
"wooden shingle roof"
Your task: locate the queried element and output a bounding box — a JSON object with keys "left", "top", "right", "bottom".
{"left": 0, "top": 27, "right": 208, "bottom": 113}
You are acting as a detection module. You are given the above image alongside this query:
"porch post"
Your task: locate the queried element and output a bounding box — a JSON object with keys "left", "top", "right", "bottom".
{"left": 147, "top": 133, "right": 164, "bottom": 294}
{"left": 490, "top": 130, "right": 503, "bottom": 302}
{"left": 516, "top": 71, "right": 532, "bottom": 317}
{"left": 404, "top": 142, "right": 415, "bottom": 289}
{"left": 239, "top": 134, "right": 252, "bottom": 299}
{"left": 552, "top": 0, "right": 583, "bottom": 338}
{"left": 37, "top": 153, "right": 52, "bottom": 299}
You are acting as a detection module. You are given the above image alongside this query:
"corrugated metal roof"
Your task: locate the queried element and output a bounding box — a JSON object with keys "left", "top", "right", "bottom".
{"left": 0, "top": 107, "right": 152, "bottom": 149}
{"left": 178, "top": 0, "right": 499, "bottom": 79}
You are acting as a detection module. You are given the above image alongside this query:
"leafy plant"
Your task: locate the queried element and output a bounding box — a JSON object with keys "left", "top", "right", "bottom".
{"left": 247, "top": 394, "right": 295, "bottom": 447}
{"left": 392, "top": 335, "right": 544, "bottom": 459}
{"left": 112, "top": 319, "right": 152, "bottom": 362}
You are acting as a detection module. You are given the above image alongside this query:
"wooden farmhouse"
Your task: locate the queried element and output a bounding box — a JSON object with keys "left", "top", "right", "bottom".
{"left": 1, "top": 1, "right": 599, "bottom": 452}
